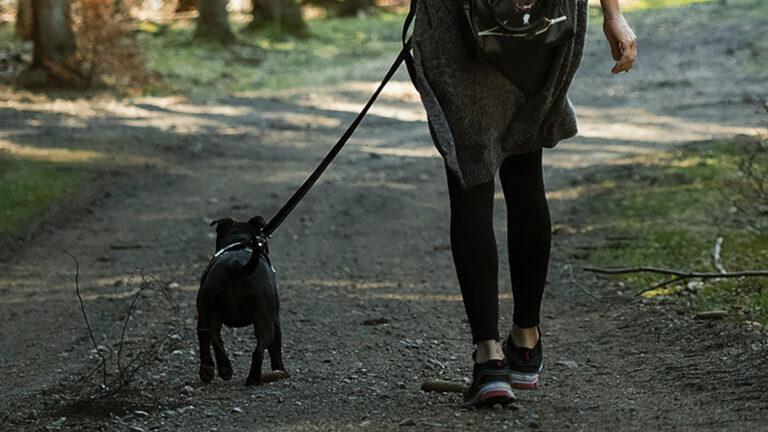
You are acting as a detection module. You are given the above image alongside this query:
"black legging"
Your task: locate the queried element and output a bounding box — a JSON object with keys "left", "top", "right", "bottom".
{"left": 446, "top": 150, "right": 551, "bottom": 343}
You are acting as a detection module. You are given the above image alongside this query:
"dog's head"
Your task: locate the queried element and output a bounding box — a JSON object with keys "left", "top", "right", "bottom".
{"left": 210, "top": 216, "right": 266, "bottom": 252}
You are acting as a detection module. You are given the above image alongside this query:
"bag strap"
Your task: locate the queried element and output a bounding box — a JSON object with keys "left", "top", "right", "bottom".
{"left": 402, "top": 0, "right": 418, "bottom": 88}
{"left": 263, "top": 2, "right": 417, "bottom": 237}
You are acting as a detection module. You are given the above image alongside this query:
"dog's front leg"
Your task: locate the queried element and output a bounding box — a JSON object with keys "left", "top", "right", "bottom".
{"left": 197, "top": 317, "right": 215, "bottom": 384}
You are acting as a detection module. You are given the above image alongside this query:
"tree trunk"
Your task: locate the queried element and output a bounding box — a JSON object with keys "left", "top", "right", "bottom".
{"left": 16, "top": 0, "right": 34, "bottom": 40}
{"left": 249, "top": 0, "right": 306, "bottom": 36}
{"left": 195, "top": 0, "right": 236, "bottom": 45}
{"left": 176, "top": 0, "right": 197, "bottom": 12}
{"left": 335, "top": 0, "right": 376, "bottom": 17}
{"left": 30, "top": 0, "right": 82, "bottom": 86}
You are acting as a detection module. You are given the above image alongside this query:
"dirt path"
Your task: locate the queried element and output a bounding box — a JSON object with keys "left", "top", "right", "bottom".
{"left": 1, "top": 2, "right": 767, "bottom": 431}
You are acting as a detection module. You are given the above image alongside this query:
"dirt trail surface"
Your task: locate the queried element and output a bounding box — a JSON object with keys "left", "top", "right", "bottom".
{"left": 1, "top": 2, "right": 767, "bottom": 431}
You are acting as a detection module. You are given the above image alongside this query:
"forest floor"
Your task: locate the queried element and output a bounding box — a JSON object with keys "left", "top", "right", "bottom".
{"left": 1, "top": 1, "right": 767, "bottom": 431}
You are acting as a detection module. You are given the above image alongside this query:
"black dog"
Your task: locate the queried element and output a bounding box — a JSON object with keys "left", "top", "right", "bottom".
{"left": 196, "top": 215, "right": 285, "bottom": 386}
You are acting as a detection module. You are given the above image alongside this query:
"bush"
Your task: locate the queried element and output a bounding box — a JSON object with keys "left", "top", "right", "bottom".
{"left": 70, "top": 0, "right": 150, "bottom": 89}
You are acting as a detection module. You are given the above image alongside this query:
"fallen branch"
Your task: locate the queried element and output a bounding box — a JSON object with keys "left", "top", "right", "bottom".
{"left": 262, "top": 370, "right": 290, "bottom": 383}
{"left": 582, "top": 266, "right": 768, "bottom": 279}
{"left": 569, "top": 278, "right": 602, "bottom": 299}
{"left": 566, "top": 265, "right": 603, "bottom": 299}
{"left": 421, "top": 380, "right": 466, "bottom": 394}
{"left": 643, "top": 276, "right": 683, "bottom": 292}
{"left": 584, "top": 266, "right": 768, "bottom": 295}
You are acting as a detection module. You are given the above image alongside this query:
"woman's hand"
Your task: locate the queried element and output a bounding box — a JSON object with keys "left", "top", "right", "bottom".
{"left": 601, "top": 5, "right": 637, "bottom": 74}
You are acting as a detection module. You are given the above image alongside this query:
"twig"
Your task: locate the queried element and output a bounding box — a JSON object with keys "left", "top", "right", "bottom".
{"left": 262, "top": 370, "right": 290, "bottom": 383}
{"left": 583, "top": 266, "right": 768, "bottom": 279}
{"left": 59, "top": 254, "right": 181, "bottom": 399}
{"left": 711, "top": 237, "right": 727, "bottom": 274}
{"left": 117, "top": 272, "right": 152, "bottom": 377}
{"left": 108, "top": 330, "right": 179, "bottom": 396}
{"left": 61, "top": 248, "right": 108, "bottom": 387}
{"left": 645, "top": 276, "right": 683, "bottom": 291}
{"left": 566, "top": 265, "right": 607, "bottom": 299}
{"left": 585, "top": 266, "right": 768, "bottom": 296}
{"left": 572, "top": 280, "right": 602, "bottom": 299}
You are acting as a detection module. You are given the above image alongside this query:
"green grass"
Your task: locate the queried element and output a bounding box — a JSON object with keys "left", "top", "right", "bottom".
{"left": 140, "top": 13, "right": 405, "bottom": 96}
{"left": 572, "top": 139, "right": 768, "bottom": 325}
{"left": 0, "top": 156, "right": 92, "bottom": 236}
{"left": 622, "top": 0, "right": 714, "bottom": 11}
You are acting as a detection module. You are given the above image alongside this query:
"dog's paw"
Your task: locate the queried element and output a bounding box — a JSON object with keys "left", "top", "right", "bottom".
{"left": 244, "top": 375, "right": 262, "bottom": 386}
{"left": 218, "top": 361, "right": 233, "bottom": 381}
{"left": 199, "top": 364, "right": 215, "bottom": 384}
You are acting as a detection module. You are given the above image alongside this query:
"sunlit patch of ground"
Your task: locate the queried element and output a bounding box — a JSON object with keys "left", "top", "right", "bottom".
{"left": 0, "top": 156, "right": 91, "bottom": 236}
{"left": 612, "top": 0, "right": 715, "bottom": 11}
{"left": 564, "top": 138, "right": 768, "bottom": 325}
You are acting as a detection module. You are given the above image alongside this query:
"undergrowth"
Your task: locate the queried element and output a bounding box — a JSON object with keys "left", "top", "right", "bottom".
{"left": 0, "top": 156, "right": 91, "bottom": 236}
{"left": 571, "top": 138, "right": 768, "bottom": 326}
{"left": 138, "top": 12, "right": 404, "bottom": 96}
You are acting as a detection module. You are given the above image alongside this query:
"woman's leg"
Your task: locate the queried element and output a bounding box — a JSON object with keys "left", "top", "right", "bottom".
{"left": 498, "top": 150, "right": 551, "bottom": 344}
{"left": 444, "top": 165, "right": 500, "bottom": 346}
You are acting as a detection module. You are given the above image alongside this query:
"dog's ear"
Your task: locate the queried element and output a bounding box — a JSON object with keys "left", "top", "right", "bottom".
{"left": 210, "top": 217, "right": 234, "bottom": 232}
{"left": 248, "top": 215, "right": 266, "bottom": 231}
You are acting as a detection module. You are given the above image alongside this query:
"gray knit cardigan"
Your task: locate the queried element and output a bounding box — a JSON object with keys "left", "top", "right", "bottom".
{"left": 411, "top": 0, "right": 588, "bottom": 187}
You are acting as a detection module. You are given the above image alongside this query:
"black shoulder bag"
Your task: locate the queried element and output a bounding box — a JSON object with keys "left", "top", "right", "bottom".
{"left": 461, "top": 0, "right": 575, "bottom": 60}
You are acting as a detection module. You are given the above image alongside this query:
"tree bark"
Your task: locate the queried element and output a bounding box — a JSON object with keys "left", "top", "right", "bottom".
{"left": 30, "top": 0, "right": 82, "bottom": 86}
{"left": 176, "top": 0, "right": 197, "bottom": 12}
{"left": 335, "top": 0, "right": 376, "bottom": 17}
{"left": 195, "top": 0, "right": 236, "bottom": 45}
{"left": 249, "top": 0, "right": 307, "bottom": 36}
{"left": 16, "top": 0, "right": 34, "bottom": 40}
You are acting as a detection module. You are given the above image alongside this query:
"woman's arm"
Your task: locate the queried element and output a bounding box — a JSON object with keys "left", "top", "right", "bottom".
{"left": 600, "top": 0, "right": 637, "bottom": 73}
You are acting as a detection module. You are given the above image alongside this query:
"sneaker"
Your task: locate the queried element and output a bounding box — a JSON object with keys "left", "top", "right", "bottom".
{"left": 503, "top": 330, "right": 543, "bottom": 390}
{"left": 462, "top": 357, "right": 516, "bottom": 408}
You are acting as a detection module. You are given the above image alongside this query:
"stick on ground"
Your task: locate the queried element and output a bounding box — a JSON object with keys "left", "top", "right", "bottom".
{"left": 262, "top": 370, "right": 290, "bottom": 383}
{"left": 421, "top": 380, "right": 467, "bottom": 394}
{"left": 583, "top": 266, "right": 768, "bottom": 279}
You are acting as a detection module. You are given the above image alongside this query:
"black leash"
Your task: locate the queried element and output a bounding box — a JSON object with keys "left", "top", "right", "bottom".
{"left": 263, "top": 2, "right": 417, "bottom": 238}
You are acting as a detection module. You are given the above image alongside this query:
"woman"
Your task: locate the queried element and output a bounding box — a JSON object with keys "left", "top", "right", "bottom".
{"left": 410, "top": 0, "right": 637, "bottom": 407}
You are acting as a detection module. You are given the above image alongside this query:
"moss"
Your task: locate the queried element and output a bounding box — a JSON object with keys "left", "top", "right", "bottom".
{"left": 571, "top": 139, "right": 768, "bottom": 326}
{"left": 0, "top": 156, "right": 92, "bottom": 236}
{"left": 139, "top": 12, "right": 404, "bottom": 96}
{"left": 623, "top": 0, "right": 715, "bottom": 11}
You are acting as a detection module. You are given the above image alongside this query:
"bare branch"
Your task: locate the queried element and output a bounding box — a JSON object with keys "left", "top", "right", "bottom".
{"left": 117, "top": 272, "right": 152, "bottom": 377}
{"left": 61, "top": 248, "right": 108, "bottom": 387}
{"left": 60, "top": 256, "right": 181, "bottom": 400}
{"left": 646, "top": 276, "right": 683, "bottom": 291}
{"left": 566, "top": 265, "right": 603, "bottom": 299}
{"left": 583, "top": 266, "right": 768, "bottom": 279}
